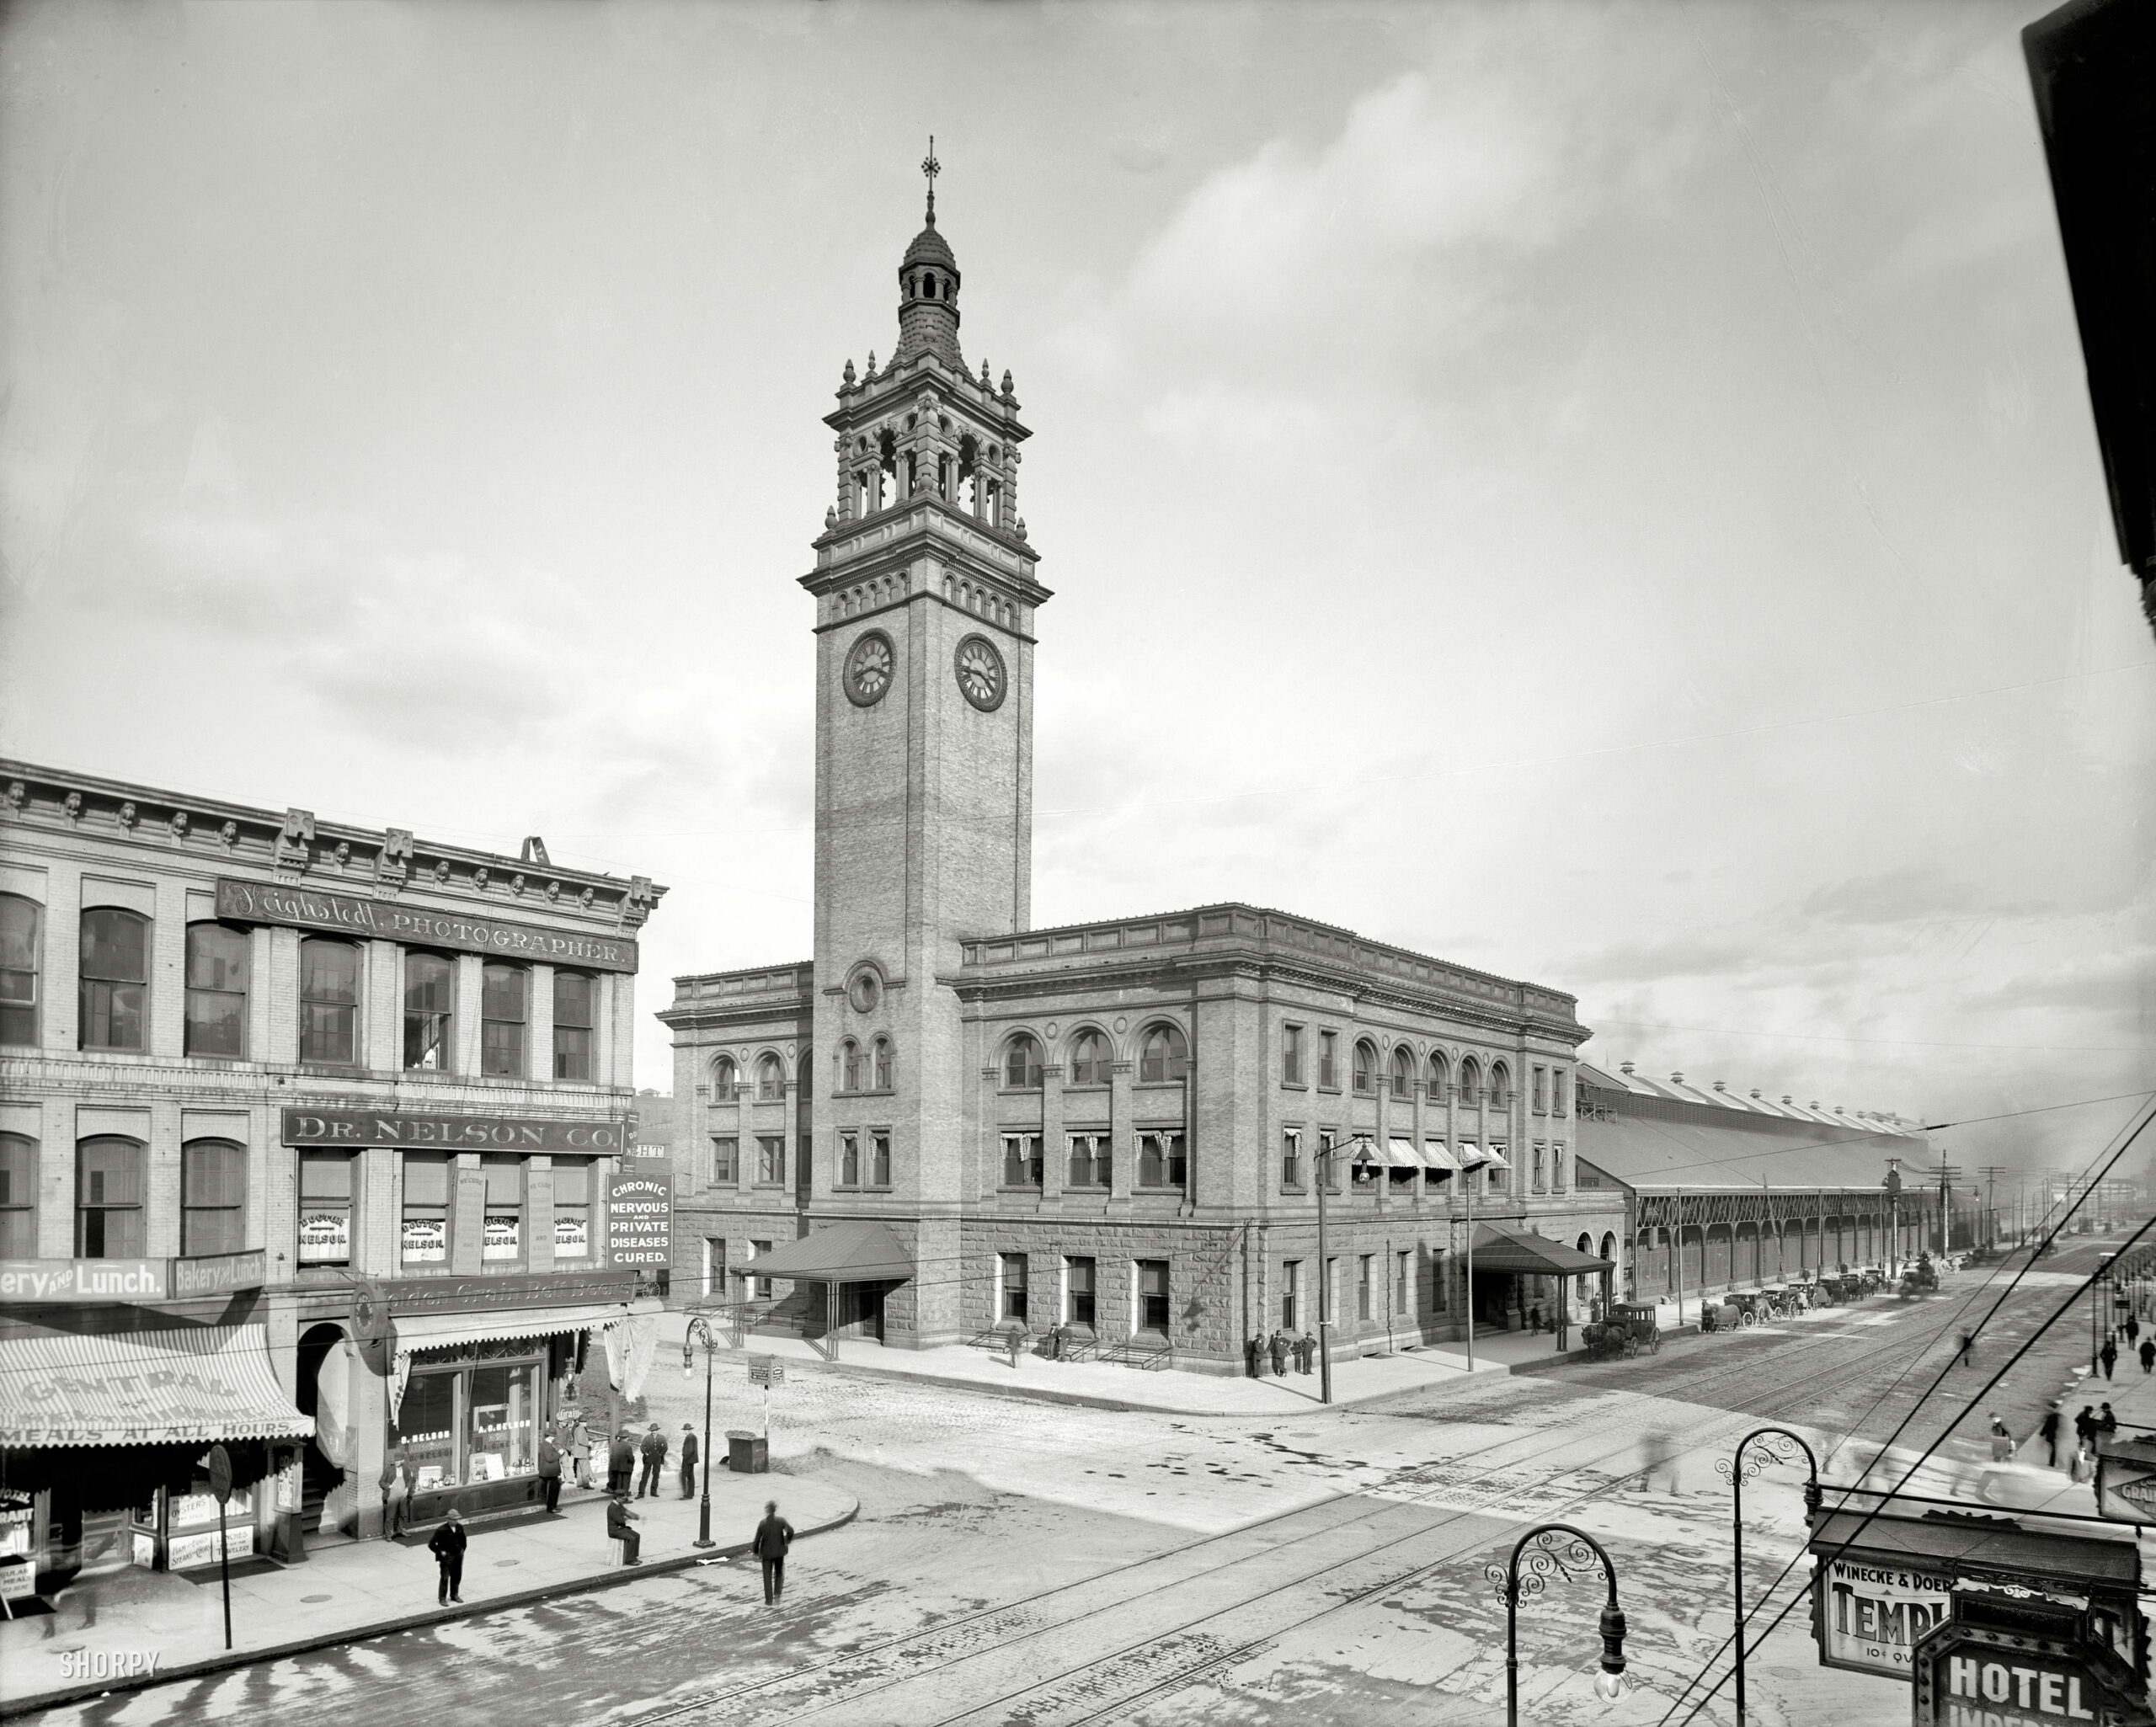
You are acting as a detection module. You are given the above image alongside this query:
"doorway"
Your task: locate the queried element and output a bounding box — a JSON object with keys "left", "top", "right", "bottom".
{"left": 838, "top": 1282, "right": 887, "bottom": 1343}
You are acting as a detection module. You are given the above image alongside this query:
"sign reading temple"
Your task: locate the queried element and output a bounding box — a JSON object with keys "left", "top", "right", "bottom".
{"left": 215, "top": 877, "right": 638, "bottom": 973}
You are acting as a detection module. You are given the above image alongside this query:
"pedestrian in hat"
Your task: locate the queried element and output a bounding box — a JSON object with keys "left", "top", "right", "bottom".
{"left": 2098, "top": 1403, "right": 2119, "bottom": 1443}
{"left": 606, "top": 1493, "right": 642, "bottom": 1565}
{"left": 428, "top": 1507, "right": 467, "bottom": 1604}
{"left": 1988, "top": 1415, "right": 2015, "bottom": 1463}
{"left": 2100, "top": 1335, "right": 2119, "bottom": 1381}
{"left": 606, "top": 1427, "right": 635, "bottom": 1497}
{"left": 679, "top": 1423, "right": 699, "bottom": 1500}
{"left": 638, "top": 1422, "right": 668, "bottom": 1498}
{"left": 752, "top": 1499, "right": 795, "bottom": 1605}
{"left": 1299, "top": 1330, "right": 1317, "bottom": 1375}
{"left": 2140, "top": 1336, "right": 2154, "bottom": 1376}
{"left": 537, "top": 1426, "right": 563, "bottom": 1515}
{"left": 567, "top": 1413, "right": 594, "bottom": 1490}
{"left": 1267, "top": 1330, "right": 1289, "bottom": 1377}
{"left": 2074, "top": 1405, "right": 2097, "bottom": 1452}
{"left": 2039, "top": 1405, "right": 2063, "bottom": 1468}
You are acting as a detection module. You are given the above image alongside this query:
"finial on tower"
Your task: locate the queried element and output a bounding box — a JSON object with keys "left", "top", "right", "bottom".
{"left": 921, "top": 136, "right": 941, "bottom": 224}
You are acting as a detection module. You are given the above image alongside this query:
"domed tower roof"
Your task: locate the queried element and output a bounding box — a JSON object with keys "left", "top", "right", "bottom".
{"left": 890, "top": 138, "right": 965, "bottom": 372}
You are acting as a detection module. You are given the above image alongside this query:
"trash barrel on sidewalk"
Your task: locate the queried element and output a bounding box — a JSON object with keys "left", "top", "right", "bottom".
{"left": 727, "top": 1431, "right": 769, "bottom": 1474}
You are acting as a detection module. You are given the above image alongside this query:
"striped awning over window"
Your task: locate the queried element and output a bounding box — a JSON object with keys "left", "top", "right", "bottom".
{"left": 0, "top": 1324, "right": 313, "bottom": 1448}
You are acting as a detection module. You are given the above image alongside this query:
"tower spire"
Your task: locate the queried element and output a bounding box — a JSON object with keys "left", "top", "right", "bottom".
{"left": 921, "top": 135, "right": 941, "bottom": 225}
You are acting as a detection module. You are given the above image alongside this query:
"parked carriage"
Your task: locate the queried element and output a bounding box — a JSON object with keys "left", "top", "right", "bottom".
{"left": 1581, "top": 1301, "right": 1661, "bottom": 1358}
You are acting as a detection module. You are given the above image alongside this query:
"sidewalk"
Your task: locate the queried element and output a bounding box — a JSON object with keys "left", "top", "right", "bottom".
{"left": 0, "top": 1467, "right": 856, "bottom": 1719}
{"left": 661, "top": 1313, "right": 1542, "bottom": 1415}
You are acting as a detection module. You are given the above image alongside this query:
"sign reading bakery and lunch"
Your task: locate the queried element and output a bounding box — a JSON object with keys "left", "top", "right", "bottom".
{"left": 282, "top": 1108, "right": 630, "bottom": 1152}
{"left": 215, "top": 877, "right": 637, "bottom": 973}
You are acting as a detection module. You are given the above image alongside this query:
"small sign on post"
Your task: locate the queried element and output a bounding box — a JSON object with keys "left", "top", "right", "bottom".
{"left": 746, "top": 1354, "right": 782, "bottom": 1440}
{"left": 206, "top": 1442, "right": 233, "bottom": 1651}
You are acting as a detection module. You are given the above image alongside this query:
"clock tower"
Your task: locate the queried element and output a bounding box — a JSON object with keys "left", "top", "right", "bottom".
{"left": 800, "top": 147, "right": 1049, "bottom": 1341}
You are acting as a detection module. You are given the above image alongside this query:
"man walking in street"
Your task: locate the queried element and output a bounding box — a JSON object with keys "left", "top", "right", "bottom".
{"left": 679, "top": 1423, "right": 699, "bottom": 1500}
{"left": 538, "top": 1427, "right": 563, "bottom": 1514}
{"left": 428, "top": 1507, "right": 467, "bottom": 1604}
{"left": 1988, "top": 1415, "right": 2015, "bottom": 1462}
{"left": 753, "top": 1500, "right": 794, "bottom": 1605}
{"left": 638, "top": 1423, "right": 668, "bottom": 1498}
{"left": 2101, "top": 1335, "right": 2119, "bottom": 1381}
{"left": 2140, "top": 1335, "right": 2154, "bottom": 1376}
{"left": 2040, "top": 1405, "right": 2063, "bottom": 1468}
{"left": 606, "top": 1493, "right": 642, "bottom": 1565}
{"left": 607, "top": 1427, "right": 635, "bottom": 1496}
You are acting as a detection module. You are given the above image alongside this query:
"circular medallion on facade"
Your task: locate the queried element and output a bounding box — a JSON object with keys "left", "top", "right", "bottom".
{"left": 953, "top": 633, "right": 1007, "bottom": 712}
{"left": 844, "top": 630, "right": 896, "bottom": 706}
{"left": 848, "top": 970, "right": 881, "bottom": 1014}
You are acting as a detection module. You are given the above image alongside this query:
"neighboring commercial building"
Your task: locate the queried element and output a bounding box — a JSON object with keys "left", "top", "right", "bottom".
{"left": 660, "top": 180, "right": 1625, "bottom": 1373}
{"left": 1573, "top": 1060, "right": 1936, "bottom": 1304}
{"left": 0, "top": 762, "right": 664, "bottom": 1590}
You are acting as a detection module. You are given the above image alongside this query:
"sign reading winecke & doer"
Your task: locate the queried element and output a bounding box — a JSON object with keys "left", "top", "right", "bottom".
{"left": 282, "top": 1108, "right": 629, "bottom": 1151}
{"left": 215, "top": 877, "right": 637, "bottom": 973}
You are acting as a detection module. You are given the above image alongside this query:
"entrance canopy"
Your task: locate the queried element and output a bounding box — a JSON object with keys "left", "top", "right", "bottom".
{"left": 1468, "top": 1225, "right": 1614, "bottom": 1277}
{"left": 0, "top": 1324, "right": 313, "bottom": 1448}
{"left": 392, "top": 1300, "right": 634, "bottom": 1358}
{"left": 749, "top": 1221, "right": 915, "bottom": 1284}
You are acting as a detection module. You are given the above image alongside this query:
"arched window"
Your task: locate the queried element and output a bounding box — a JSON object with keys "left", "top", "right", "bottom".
{"left": 299, "top": 937, "right": 359, "bottom": 1065}
{"left": 1069, "top": 1029, "right": 1111, "bottom": 1086}
{"left": 1490, "top": 1060, "right": 1512, "bottom": 1107}
{"left": 1138, "top": 1024, "right": 1187, "bottom": 1083}
{"left": 403, "top": 951, "right": 454, "bottom": 1071}
{"left": 756, "top": 1053, "right": 785, "bottom": 1101}
{"left": 0, "top": 1132, "right": 36, "bottom": 1256}
{"left": 184, "top": 923, "right": 250, "bottom": 1058}
{"left": 481, "top": 962, "right": 527, "bottom": 1077}
{"left": 1, "top": 893, "right": 42, "bottom": 1047}
{"left": 182, "top": 1138, "right": 247, "bottom": 1256}
{"left": 840, "top": 1039, "right": 862, "bottom": 1092}
{"left": 77, "top": 1135, "right": 146, "bottom": 1258}
{"left": 1352, "top": 1040, "right": 1377, "bottom": 1095}
{"left": 79, "top": 907, "right": 147, "bottom": 1052}
{"left": 711, "top": 1053, "right": 739, "bottom": 1101}
{"left": 1427, "top": 1050, "right": 1449, "bottom": 1101}
{"left": 925, "top": 272, "right": 937, "bottom": 298}
{"left": 1003, "top": 1033, "right": 1043, "bottom": 1089}
{"left": 553, "top": 970, "right": 595, "bottom": 1081}
{"left": 1459, "top": 1056, "right": 1482, "bottom": 1102}
{"left": 1389, "top": 1046, "right": 1414, "bottom": 1100}
{"left": 873, "top": 1037, "right": 894, "bottom": 1090}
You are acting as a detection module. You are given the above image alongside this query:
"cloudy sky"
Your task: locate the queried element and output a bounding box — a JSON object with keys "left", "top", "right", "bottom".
{"left": 3, "top": 1, "right": 2149, "bottom": 1182}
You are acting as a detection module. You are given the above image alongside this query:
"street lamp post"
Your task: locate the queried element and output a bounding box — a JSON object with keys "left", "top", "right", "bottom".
{"left": 1485, "top": 1522, "right": 1629, "bottom": 1727}
{"left": 1716, "top": 1426, "right": 1823, "bottom": 1727}
{"left": 680, "top": 1314, "right": 720, "bottom": 1549}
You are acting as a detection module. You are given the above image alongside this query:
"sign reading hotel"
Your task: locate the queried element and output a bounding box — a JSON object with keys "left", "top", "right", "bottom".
{"left": 1817, "top": 1556, "right": 1953, "bottom": 1676}
{"left": 216, "top": 877, "right": 638, "bottom": 973}
{"left": 606, "top": 1159, "right": 673, "bottom": 1267}
{"left": 282, "top": 1107, "right": 630, "bottom": 1152}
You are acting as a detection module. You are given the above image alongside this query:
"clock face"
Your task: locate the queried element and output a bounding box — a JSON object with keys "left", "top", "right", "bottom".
{"left": 954, "top": 634, "right": 1007, "bottom": 712}
{"left": 843, "top": 631, "right": 894, "bottom": 706}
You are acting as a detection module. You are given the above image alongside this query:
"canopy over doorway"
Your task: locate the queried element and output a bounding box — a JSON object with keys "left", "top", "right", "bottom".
{"left": 735, "top": 1222, "right": 915, "bottom": 1361}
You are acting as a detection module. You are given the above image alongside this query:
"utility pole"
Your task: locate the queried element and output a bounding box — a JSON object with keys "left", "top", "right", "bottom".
{"left": 1980, "top": 1167, "right": 2009, "bottom": 1251}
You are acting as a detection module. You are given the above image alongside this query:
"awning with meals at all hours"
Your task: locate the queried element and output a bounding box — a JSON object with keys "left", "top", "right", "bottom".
{"left": 0, "top": 1324, "right": 314, "bottom": 1449}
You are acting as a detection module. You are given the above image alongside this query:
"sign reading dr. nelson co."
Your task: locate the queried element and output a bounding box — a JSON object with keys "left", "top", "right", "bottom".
{"left": 282, "top": 1108, "right": 629, "bottom": 1152}
{"left": 216, "top": 878, "right": 637, "bottom": 973}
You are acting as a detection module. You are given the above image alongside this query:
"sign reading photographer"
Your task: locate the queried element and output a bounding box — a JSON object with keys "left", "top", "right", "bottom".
{"left": 216, "top": 877, "right": 637, "bottom": 973}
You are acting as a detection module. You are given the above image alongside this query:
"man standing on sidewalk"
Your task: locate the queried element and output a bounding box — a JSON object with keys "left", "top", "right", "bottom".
{"left": 679, "top": 1423, "right": 699, "bottom": 1500}
{"left": 537, "top": 1427, "right": 563, "bottom": 1514}
{"left": 607, "top": 1428, "right": 635, "bottom": 1496}
{"left": 638, "top": 1423, "right": 669, "bottom": 1498}
{"left": 428, "top": 1508, "right": 467, "bottom": 1604}
{"left": 753, "top": 1500, "right": 794, "bottom": 1605}
{"left": 2140, "top": 1335, "right": 2154, "bottom": 1375}
{"left": 2040, "top": 1405, "right": 2063, "bottom": 1468}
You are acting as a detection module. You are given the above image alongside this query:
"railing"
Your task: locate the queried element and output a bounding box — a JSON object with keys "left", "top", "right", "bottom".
{"left": 1097, "top": 1336, "right": 1175, "bottom": 1371}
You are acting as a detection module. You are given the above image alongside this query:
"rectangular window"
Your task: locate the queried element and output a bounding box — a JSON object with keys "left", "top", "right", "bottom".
{"left": 76, "top": 1137, "right": 146, "bottom": 1257}
{"left": 181, "top": 1139, "right": 247, "bottom": 1257}
{"left": 1001, "top": 1133, "right": 1043, "bottom": 1188}
{"left": 1532, "top": 1143, "right": 1546, "bottom": 1192}
{"left": 1396, "top": 1250, "right": 1411, "bottom": 1317}
{"left": 553, "top": 1159, "right": 591, "bottom": 1259}
{"left": 1532, "top": 1066, "right": 1546, "bottom": 1112}
{"left": 1429, "top": 1249, "right": 1448, "bottom": 1313}
{"left": 1554, "top": 1072, "right": 1569, "bottom": 1117}
{"left": 299, "top": 938, "right": 359, "bottom": 1065}
{"left": 709, "top": 1136, "right": 738, "bottom": 1184}
{"left": 403, "top": 951, "right": 454, "bottom": 1071}
{"left": 1282, "top": 1260, "right": 1301, "bottom": 1331}
{"left": 79, "top": 908, "right": 148, "bottom": 1052}
{"left": 1282, "top": 1023, "right": 1303, "bottom": 1085}
{"left": 467, "top": 1358, "right": 541, "bottom": 1483}
{"left": 1320, "top": 1131, "right": 1341, "bottom": 1194}
{"left": 552, "top": 971, "right": 595, "bottom": 1081}
{"left": 0, "top": 1133, "right": 35, "bottom": 1257}
{"left": 1065, "top": 1255, "right": 1096, "bottom": 1329}
{"left": 1067, "top": 1133, "right": 1109, "bottom": 1189}
{"left": 1358, "top": 1255, "right": 1374, "bottom": 1321}
{"left": 0, "top": 894, "right": 41, "bottom": 1047}
{"left": 1552, "top": 1142, "right": 1566, "bottom": 1193}
{"left": 870, "top": 1131, "right": 891, "bottom": 1187}
{"left": 702, "top": 1236, "right": 725, "bottom": 1298}
{"left": 481, "top": 963, "right": 527, "bottom": 1078}
{"left": 1281, "top": 1128, "right": 1302, "bottom": 1187}
{"left": 1486, "top": 1152, "right": 1508, "bottom": 1193}
{"left": 1318, "top": 1030, "right": 1338, "bottom": 1090}
{"left": 751, "top": 1239, "right": 773, "bottom": 1300}
{"left": 840, "top": 1132, "right": 860, "bottom": 1186}
{"left": 1137, "top": 1259, "right": 1170, "bottom": 1335}
{"left": 1137, "top": 1131, "right": 1186, "bottom": 1190}
{"left": 481, "top": 1154, "right": 523, "bottom": 1265}
{"left": 1000, "top": 1252, "right": 1027, "bottom": 1322}
{"left": 401, "top": 1152, "right": 451, "bottom": 1266}
{"left": 757, "top": 1136, "right": 785, "bottom": 1186}
{"left": 298, "top": 1149, "right": 353, "bottom": 1266}
{"left": 184, "top": 924, "right": 249, "bottom": 1058}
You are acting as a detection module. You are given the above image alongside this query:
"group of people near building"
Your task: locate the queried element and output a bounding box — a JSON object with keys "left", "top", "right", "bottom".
{"left": 1247, "top": 1330, "right": 1321, "bottom": 1378}
{"left": 381, "top": 1413, "right": 705, "bottom": 1538}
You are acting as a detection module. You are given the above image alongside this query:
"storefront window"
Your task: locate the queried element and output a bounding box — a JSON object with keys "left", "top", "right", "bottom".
{"left": 402, "top": 1152, "right": 450, "bottom": 1267}
{"left": 467, "top": 1361, "right": 538, "bottom": 1482}
{"left": 297, "top": 1149, "right": 353, "bottom": 1265}
{"left": 482, "top": 1154, "right": 523, "bottom": 1265}
{"left": 400, "top": 1371, "right": 457, "bottom": 1494}
{"left": 553, "top": 1159, "right": 591, "bottom": 1259}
